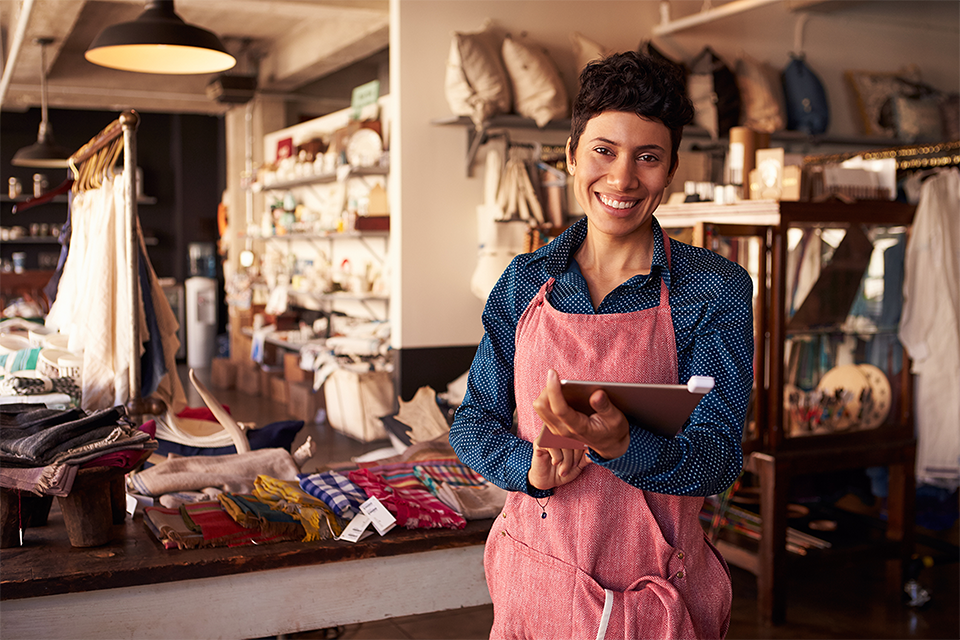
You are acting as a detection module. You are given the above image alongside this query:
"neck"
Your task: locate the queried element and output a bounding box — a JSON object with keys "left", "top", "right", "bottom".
{"left": 575, "top": 223, "right": 655, "bottom": 308}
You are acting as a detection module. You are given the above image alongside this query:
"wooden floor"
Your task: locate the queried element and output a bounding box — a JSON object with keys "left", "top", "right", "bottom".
{"left": 185, "top": 365, "right": 959, "bottom": 640}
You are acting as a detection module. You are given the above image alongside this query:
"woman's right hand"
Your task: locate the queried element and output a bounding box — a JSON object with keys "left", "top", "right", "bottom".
{"left": 527, "top": 427, "right": 590, "bottom": 491}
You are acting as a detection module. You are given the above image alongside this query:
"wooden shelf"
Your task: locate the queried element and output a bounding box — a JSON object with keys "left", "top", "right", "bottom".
{"left": 432, "top": 114, "right": 906, "bottom": 176}
{"left": 667, "top": 198, "right": 918, "bottom": 625}
{"left": 251, "top": 166, "right": 388, "bottom": 193}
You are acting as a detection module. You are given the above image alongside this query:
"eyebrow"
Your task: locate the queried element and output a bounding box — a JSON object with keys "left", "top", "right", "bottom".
{"left": 591, "top": 137, "right": 667, "bottom": 153}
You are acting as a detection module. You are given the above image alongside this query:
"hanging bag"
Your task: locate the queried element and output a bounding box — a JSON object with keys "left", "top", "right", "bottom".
{"left": 782, "top": 54, "right": 830, "bottom": 135}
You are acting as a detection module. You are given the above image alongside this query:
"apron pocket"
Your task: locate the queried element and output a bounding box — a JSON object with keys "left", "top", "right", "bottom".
{"left": 486, "top": 527, "right": 595, "bottom": 640}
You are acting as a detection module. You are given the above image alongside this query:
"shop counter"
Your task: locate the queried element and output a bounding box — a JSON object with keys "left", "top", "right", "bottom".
{"left": 1, "top": 503, "right": 493, "bottom": 639}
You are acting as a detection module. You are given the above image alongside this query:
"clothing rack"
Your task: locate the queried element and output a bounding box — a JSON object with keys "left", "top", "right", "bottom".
{"left": 65, "top": 110, "right": 160, "bottom": 422}
{"left": 803, "top": 140, "right": 960, "bottom": 170}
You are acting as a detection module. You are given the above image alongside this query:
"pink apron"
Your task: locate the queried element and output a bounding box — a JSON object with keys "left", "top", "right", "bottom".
{"left": 484, "top": 231, "right": 732, "bottom": 640}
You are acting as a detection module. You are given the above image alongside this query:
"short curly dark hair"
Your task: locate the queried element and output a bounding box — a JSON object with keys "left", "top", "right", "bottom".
{"left": 569, "top": 51, "right": 694, "bottom": 171}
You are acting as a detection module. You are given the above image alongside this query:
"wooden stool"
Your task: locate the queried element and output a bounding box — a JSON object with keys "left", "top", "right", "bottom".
{"left": 56, "top": 466, "right": 126, "bottom": 547}
{"left": 1, "top": 488, "right": 54, "bottom": 548}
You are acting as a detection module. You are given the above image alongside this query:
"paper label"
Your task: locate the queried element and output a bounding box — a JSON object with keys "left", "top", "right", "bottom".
{"left": 337, "top": 513, "right": 372, "bottom": 542}
{"left": 360, "top": 496, "right": 396, "bottom": 535}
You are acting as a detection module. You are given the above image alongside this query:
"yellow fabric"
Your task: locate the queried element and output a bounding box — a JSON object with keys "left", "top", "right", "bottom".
{"left": 253, "top": 475, "right": 343, "bottom": 541}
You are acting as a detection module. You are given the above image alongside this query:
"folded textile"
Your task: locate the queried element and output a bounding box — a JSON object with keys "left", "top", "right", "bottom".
{"left": 126, "top": 448, "right": 300, "bottom": 496}
{"left": 179, "top": 501, "right": 300, "bottom": 547}
{"left": 217, "top": 492, "right": 304, "bottom": 539}
{"left": 436, "top": 481, "right": 507, "bottom": 520}
{"left": 143, "top": 505, "right": 204, "bottom": 549}
{"left": 348, "top": 467, "right": 465, "bottom": 530}
{"left": 0, "top": 347, "right": 42, "bottom": 373}
{"left": 253, "top": 474, "right": 343, "bottom": 541}
{"left": 0, "top": 405, "right": 83, "bottom": 431}
{"left": 297, "top": 470, "right": 367, "bottom": 519}
{"left": 0, "top": 462, "right": 78, "bottom": 497}
{"left": 413, "top": 460, "right": 488, "bottom": 494}
{"left": 149, "top": 417, "right": 304, "bottom": 459}
{"left": 0, "top": 405, "right": 128, "bottom": 465}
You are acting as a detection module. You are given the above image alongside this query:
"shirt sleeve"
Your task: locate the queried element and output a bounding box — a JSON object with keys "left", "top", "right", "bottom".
{"left": 449, "top": 258, "right": 550, "bottom": 497}
{"left": 589, "top": 263, "right": 754, "bottom": 497}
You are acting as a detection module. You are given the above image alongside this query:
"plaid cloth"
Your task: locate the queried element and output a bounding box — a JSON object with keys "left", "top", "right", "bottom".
{"left": 348, "top": 467, "right": 465, "bottom": 530}
{"left": 413, "top": 461, "right": 488, "bottom": 495}
{"left": 298, "top": 470, "right": 367, "bottom": 519}
{"left": 254, "top": 474, "right": 343, "bottom": 541}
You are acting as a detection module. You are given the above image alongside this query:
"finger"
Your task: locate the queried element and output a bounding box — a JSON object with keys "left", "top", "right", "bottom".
{"left": 557, "top": 449, "right": 576, "bottom": 477}
{"left": 544, "top": 368, "right": 573, "bottom": 416}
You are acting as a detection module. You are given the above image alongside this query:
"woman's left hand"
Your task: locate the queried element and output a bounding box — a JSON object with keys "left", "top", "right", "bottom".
{"left": 532, "top": 369, "right": 631, "bottom": 459}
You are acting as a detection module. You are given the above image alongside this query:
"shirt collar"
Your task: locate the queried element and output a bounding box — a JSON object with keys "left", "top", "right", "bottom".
{"left": 545, "top": 215, "right": 672, "bottom": 289}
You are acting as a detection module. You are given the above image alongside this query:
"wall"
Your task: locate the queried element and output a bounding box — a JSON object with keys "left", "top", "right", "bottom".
{"left": 392, "top": 0, "right": 959, "bottom": 358}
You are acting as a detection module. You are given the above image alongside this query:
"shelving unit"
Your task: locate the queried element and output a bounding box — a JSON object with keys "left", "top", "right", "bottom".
{"left": 432, "top": 115, "right": 904, "bottom": 176}
{"left": 657, "top": 198, "right": 917, "bottom": 624}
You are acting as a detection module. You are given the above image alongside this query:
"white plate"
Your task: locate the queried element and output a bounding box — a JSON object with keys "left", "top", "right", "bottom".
{"left": 346, "top": 128, "right": 383, "bottom": 168}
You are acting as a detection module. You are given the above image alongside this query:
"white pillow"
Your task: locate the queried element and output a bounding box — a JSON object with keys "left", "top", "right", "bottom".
{"left": 570, "top": 31, "right": 607, "bottom": 75}
{"left": 735, "top": 52, "right": 785, "bottom": 134}
{"left": 445, "top": 22, "right": 512, "bottom": 127}
{"left": 502, "top": 34, "right": 569, "bottom": 128}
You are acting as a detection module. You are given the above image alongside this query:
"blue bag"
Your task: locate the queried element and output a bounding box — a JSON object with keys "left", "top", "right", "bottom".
{"left": 782, "top": 55, "right": 829, "bottom": 135}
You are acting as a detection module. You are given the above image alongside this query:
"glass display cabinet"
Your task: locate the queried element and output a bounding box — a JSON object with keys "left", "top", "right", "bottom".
{"left": 658, "top": 198, "right": 917, "bottom": 624}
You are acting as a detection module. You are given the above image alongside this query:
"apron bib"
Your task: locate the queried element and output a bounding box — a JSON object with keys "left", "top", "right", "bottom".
{"left": 484, "top": 230, "right": 732, "bottom": 640}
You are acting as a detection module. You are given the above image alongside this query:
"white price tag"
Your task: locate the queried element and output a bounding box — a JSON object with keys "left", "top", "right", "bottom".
{"left": 337, "top": 513, "right": 373, "bottom": 543}
{"left": 359, "top": 496, "right": 396, "bottom": 536}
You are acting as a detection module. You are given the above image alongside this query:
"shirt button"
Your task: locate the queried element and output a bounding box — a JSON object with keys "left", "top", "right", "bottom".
{"left": 677, "top": 551, "right": 684, "bottom": 559}
{"left": 675, "top": 571, "right": 684, "bottom": 579}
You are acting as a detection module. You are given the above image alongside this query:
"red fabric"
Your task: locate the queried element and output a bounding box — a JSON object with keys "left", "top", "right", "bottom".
{"left": 181, "top": 501, "right": 293, "bottom": 547}
{"left": 348, "top": 468, "right": 465, "bottom": 530}
{"left": 484, "top": 230, "right": 732, "bottom": 639}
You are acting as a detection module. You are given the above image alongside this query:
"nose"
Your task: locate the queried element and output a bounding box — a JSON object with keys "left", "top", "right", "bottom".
{"left": 607, "top": 154, "right": 638, "bottom": 191}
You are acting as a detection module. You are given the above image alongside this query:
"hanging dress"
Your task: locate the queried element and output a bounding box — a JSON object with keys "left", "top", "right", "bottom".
{"left": 484, "top": 230, "right": 732, "bottom": 640}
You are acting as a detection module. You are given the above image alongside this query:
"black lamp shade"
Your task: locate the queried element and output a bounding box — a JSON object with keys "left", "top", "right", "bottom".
{"left": 13, "top": 116, "right": 71, "bottom": 168}
{"left": 85, "top": 0, "right": 236, "bottom": 74}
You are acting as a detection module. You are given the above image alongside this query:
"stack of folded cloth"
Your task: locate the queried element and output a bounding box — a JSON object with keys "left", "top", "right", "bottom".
{"left": 0, "top": 403, "right": 156, "bottom": 497}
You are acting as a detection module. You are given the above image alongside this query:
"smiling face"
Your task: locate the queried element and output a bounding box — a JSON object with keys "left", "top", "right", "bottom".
{"left": 566, "top": 111, "right": 676, "bottom": 240}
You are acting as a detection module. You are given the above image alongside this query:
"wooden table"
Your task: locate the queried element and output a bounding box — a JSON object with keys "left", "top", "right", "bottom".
{"left": 1, "top": 504, "right": 493, "bottom": 639}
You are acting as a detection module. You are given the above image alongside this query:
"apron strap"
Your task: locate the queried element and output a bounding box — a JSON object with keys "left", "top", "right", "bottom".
{"left": 659, "top": 227, "right": 671, "bottom": 307}
{"left": 596, "top": 588, "right": 614, "bottom": 640}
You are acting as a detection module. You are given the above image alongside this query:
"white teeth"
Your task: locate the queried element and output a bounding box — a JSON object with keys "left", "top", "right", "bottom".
{"left": 599, "top": 194, "right": 637, "bottom": 210}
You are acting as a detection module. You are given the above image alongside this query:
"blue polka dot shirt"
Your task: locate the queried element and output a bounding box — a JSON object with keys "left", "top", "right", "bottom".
{"left": 450, "top": 216, "right": 754, "bottom": 499}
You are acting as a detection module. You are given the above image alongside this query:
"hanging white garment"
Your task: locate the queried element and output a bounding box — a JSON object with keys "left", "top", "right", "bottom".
{"left": 46, "top": 173, "right": 186, "bottom": 414}
{"left": 898, "top": 168, "right": 960, "bottom": 488}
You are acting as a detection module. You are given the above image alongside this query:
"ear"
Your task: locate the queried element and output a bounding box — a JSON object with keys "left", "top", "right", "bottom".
{"left": 667, "top": 156, "right": 679, "bottom": 185}
{"left": 565, "top": 137, "right": 575, "bottom": 175}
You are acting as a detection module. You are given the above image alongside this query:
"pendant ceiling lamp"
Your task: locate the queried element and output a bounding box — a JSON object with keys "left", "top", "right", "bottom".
{"left": 85, "top": 0, "right": 236, "bottom": 75}
{"left": 12, "top": 38, "right": 71, "bottom": 168}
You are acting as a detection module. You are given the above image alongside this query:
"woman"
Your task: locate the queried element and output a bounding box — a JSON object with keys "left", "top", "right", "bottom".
{"left": 450, "top": 51, "right": 754, "bottom": 639}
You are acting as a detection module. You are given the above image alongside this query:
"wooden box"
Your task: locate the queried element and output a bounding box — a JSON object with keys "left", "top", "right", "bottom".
{"left": 270, "top": 376, "right": 289, "bottom": 405}
{"left": 284, "top": 352, "right": 307, "bottom": 383}
{"left": 287, "top": 381, "right": 324, "bottom": 424}
{"left": 211, "top": 358, "right": 237, "bottom": 389}
{"left": 236, "top": 362, "right": 262, "bottom": 396}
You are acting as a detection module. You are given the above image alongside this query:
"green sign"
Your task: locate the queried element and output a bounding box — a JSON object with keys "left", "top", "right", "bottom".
{"left": 351, "top": 80, "right": 381, "bottom": 120}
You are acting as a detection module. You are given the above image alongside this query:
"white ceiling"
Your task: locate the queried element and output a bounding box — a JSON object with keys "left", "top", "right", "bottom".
{"left": 0, "top": 0, "right": 389, "bottom": 115}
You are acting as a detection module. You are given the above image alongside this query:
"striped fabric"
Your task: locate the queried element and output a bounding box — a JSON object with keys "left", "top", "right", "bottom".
{"left": 0, "top": 347, "right": 42, "bottom": 373}
{"left": 413, "top": 462, "right": 488, "bottom": 495}
{"left": 297, "top": 470, "right": 367, "bottom": 519}
{"left": 348, "top": 467, "right": 465, "bottom": 530}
